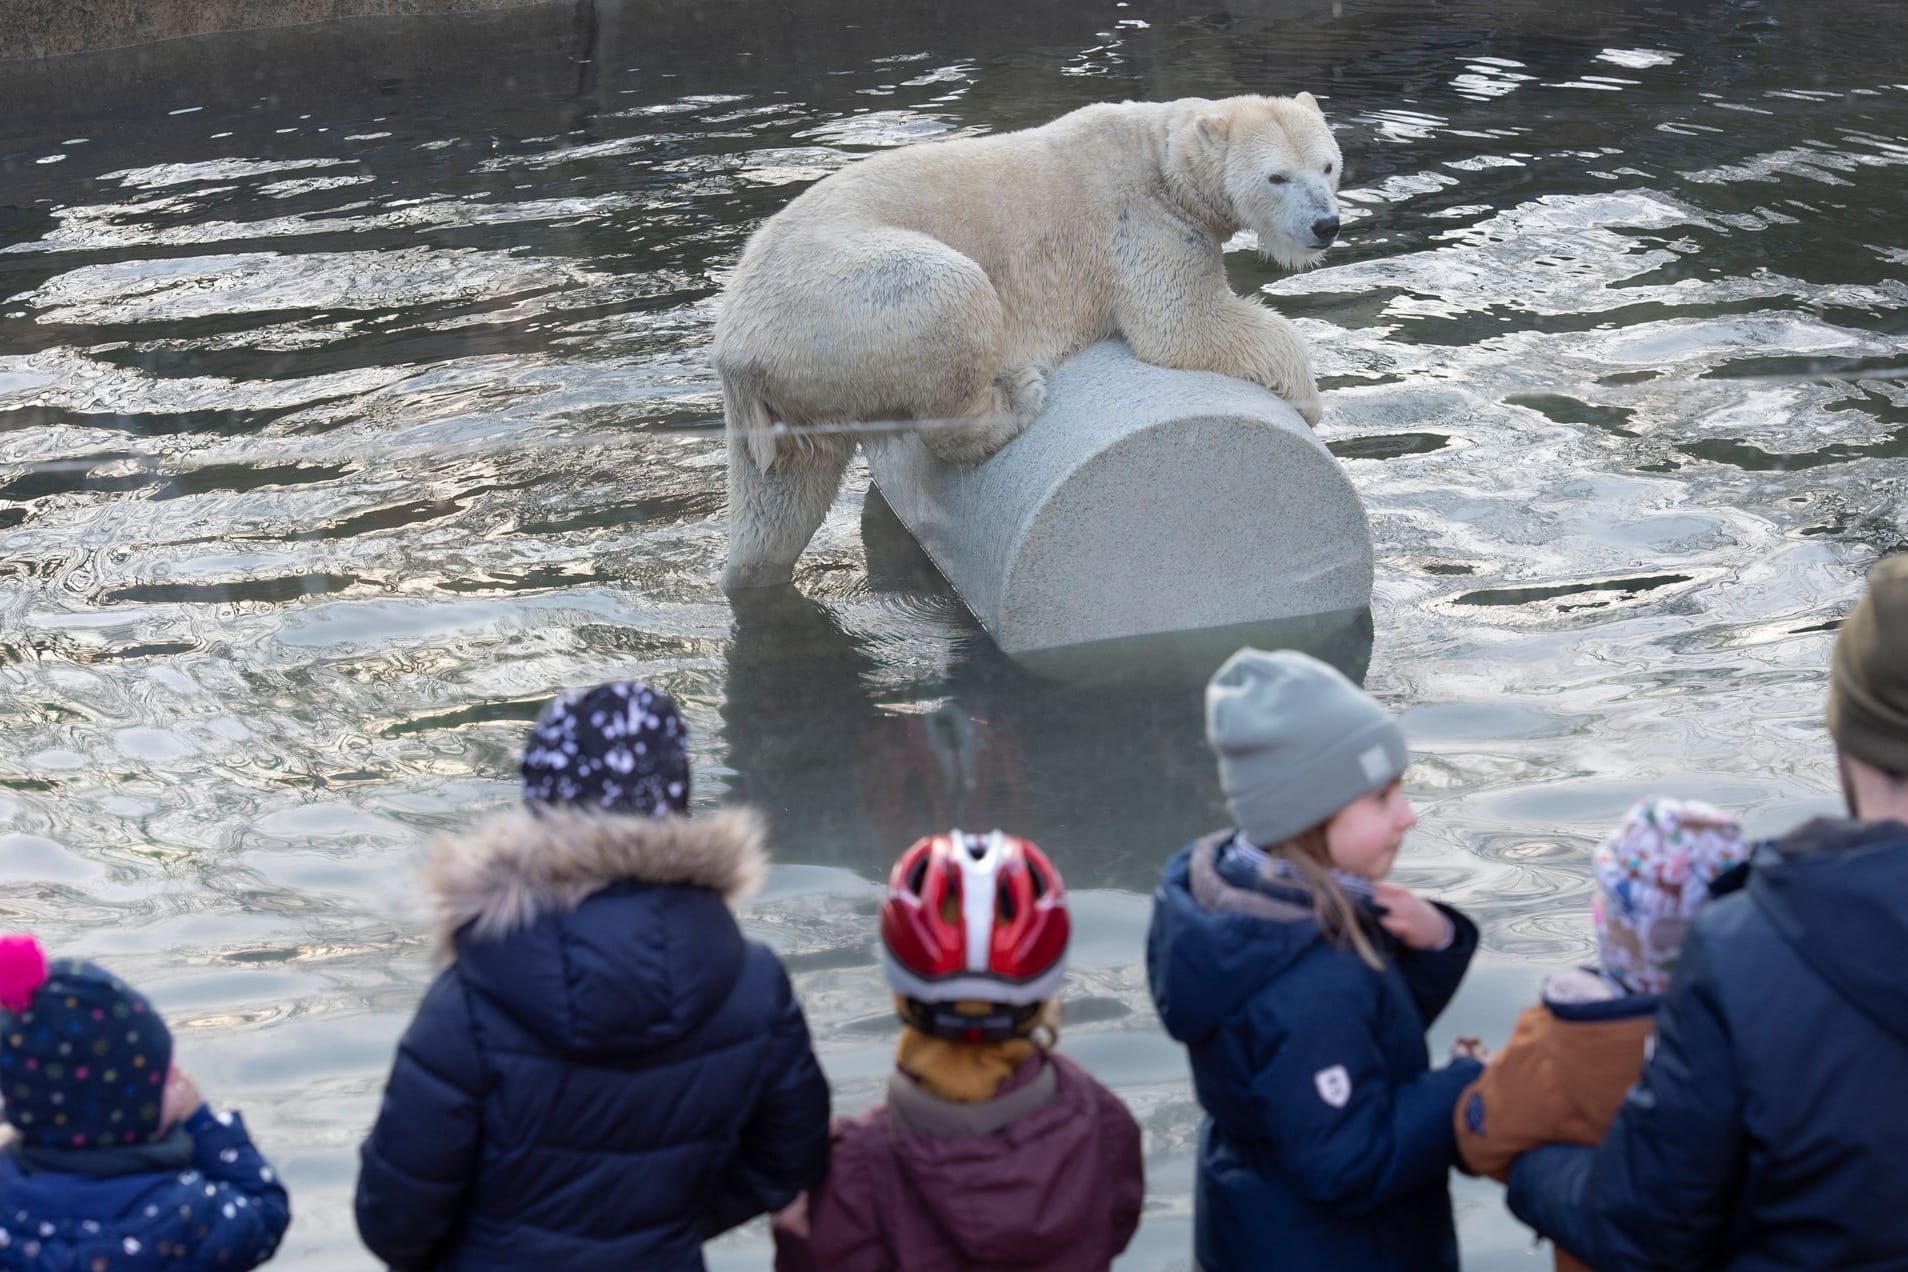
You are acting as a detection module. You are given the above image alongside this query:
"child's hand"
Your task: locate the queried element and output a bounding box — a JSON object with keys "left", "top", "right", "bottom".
{"left": 1373, "top": 881, "right": 1454, "bottom": 950}
{"left": 161, "top": 1065, "right": 203, "bottom": 1131}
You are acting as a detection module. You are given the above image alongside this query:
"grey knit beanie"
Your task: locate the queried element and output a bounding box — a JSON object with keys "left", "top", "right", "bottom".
{"left": 1206, "top": 648, "right": 1409, "bottom": 847}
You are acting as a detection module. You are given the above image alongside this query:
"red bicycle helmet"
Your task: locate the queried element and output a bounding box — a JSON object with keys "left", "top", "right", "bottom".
{"left": 880, "top": 829, "right": 1070, "bottom": 1017}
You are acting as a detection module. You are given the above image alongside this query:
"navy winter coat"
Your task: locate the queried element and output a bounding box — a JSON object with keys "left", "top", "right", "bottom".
{"left": 1509, "top": 817, "right": 1908, "bottom": 1270}
{"left": 0, "top": 1104, "right": 290, "bottom": 1270}
{"left": 355, "top": 807, "right": 831, "bottom": 1271}
{"left": 1147, "top": 834, "right": 1482, "bottom": 1272}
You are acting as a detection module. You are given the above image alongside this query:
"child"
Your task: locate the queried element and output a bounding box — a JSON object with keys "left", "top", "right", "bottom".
{"left": 772, "top": 830, "right": 1144, "bottom": 1272}
{"left": 0, "top": 934, "right": 290, "bottom": 1268}
{"left": 1455, "top": 797, "right": 1746, "bottom": 1271}
{"left": 355, "top": 679, "right": 830, "bottom": 1269}
{"left": 1146, "top": 647, "right": 1483, "bottom": 1272}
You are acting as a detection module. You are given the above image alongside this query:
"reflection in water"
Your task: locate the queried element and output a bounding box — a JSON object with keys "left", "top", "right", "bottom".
{"left": 726, "top": 497, "right": 1375, "bottom": 889}
{"left": 0, "top": 0, "right": 1898, "bottom": 1264}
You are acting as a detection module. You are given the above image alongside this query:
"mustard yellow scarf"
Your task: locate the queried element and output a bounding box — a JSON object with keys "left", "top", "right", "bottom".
{"left": 892, "top": 997, "right": 1057, "bottom": 1102}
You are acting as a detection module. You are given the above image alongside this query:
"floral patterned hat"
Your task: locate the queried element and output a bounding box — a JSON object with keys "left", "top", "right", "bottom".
{"left": 1593, "top": 797, "right": 1748, "bottom": 995}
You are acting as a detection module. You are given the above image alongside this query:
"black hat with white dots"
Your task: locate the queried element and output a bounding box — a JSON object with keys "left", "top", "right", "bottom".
{"left": 519, "top": 680, "right": 691, "bottom": 818}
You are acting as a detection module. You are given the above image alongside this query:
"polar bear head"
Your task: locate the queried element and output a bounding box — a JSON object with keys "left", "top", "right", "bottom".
{"left": 1196, "top": 93, "right": 1344, "bottom": 270}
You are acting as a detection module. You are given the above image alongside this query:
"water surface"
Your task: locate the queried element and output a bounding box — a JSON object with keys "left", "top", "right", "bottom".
{"left": 1, "top": 0, "right": 1902, "bottom": 1264}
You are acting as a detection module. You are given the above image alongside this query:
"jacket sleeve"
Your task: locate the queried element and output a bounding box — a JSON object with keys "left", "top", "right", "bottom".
{"left": 355, "top": 969, "right": 486, "bottom": 1270}
{"left": 701, "top": 952, "right": 833, "bottom": 1238}
{"left": 184, "top": 1104, "right": 292, "bottom": 1269}
{"left": 1508, "top": 927, "right": 1745, "bottom": 1269}
{"left": 1394, "top": 903, "right": 1479, "bottom": 1028}
{"left": 772, "top": 1120, "right": 890, "bottom": 1272}
{"left": 1231, "top": 962, "right": 1483, "bottom": 1216}
{"left": 1454, "top": 1006, "right": 1554, "bottom": 1181}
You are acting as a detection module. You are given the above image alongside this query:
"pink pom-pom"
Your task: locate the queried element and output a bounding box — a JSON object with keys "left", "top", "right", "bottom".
{"left": 0, "top": 934, "right": 48, "bottom": 1014}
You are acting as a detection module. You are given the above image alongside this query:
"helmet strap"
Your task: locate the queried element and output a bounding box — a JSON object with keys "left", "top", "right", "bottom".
{"left": 900, "top": 997, "right": 1044, "bottom": 1044}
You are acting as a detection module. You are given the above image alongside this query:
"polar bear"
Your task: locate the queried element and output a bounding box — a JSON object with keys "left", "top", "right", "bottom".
{"left": 713, "top": 93, "right": 1343, "bottom": 588}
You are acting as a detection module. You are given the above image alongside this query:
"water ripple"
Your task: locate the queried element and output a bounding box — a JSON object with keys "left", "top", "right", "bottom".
{"left": 2, "top": 2, "right": 1904, "bottom": 1266}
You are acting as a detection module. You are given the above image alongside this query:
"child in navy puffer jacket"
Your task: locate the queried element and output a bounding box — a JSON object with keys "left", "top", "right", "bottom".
{"left": 0, "top": 934, "right": 291, "bottom": 1270}
{"left": 355, "top": 679, "right": 830, "bottom": 1270}
{"left": 1147, "top": 648, "right": 1483, "bottom": 1272}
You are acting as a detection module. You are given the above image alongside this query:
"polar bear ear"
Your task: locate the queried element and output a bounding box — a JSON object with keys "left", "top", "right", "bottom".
{"left": 1295, "top": 91, "right": 1324, "bottom": 116}
{"left": 1196, "top": 112, "right": 1232, "bottom": 144}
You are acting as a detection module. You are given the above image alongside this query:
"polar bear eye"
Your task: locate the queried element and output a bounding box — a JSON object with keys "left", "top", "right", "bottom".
{"left": 1323, "top": 162, "right": 1334, "bottom": 175}
{"left": 1266, "top": 174, "right": 1289, "bottom": 186}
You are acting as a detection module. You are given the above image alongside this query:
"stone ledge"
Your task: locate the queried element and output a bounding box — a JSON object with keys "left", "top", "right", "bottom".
{"left": 2, "top": 0, "right": 558, "bottom": 61}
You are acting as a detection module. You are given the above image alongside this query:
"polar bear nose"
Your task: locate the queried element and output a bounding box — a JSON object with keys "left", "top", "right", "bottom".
{"left": 1310, "top": 216, "right": 1341, "bottom": 244}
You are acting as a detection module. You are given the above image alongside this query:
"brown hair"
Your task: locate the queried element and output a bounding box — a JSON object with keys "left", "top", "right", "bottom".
{"left": 1269, "top": 825, "right": 1387, "bottom": 971}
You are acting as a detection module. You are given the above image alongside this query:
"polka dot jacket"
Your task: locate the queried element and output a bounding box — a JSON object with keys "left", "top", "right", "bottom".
{"left": 0, "top": 1104, "right": 290, "bottom": 1270}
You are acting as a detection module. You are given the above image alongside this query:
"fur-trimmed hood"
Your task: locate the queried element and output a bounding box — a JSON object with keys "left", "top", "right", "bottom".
{"left": 427, "top": 805, "right": 767, "bottom": 959}
{"left": 425, "top": 805, "right": 774, "bottom": 1058}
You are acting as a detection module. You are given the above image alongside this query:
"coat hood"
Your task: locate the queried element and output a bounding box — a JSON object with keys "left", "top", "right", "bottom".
{"left": 1750, "top": 817, "right": 1908, "bottom": 1047}
{"left": 427, "top": 805, "right": 768, "bottom": 954}
{"left": 1146, "top": 835, "right": 1322, "bottom": 1045}
{"left": 884, "top": 1055, "right": 1129, "bottom": 1266}
{"left": 427, "top": 805, "right": 770, "bottom": 1056}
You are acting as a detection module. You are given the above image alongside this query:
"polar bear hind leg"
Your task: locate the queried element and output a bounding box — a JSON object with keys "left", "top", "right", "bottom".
{"left": 718, "top": 228, "right": 1039, "bottom": 585}
{"left": 721, "top": 391, "right": 856, "bottom": 590}
{"left": 919, "top": 358, "right": 1048, "bottom": 465}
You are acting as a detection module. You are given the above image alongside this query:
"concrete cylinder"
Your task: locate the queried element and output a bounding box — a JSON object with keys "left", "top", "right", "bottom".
{"left": 861, "top": 340, "right": 1375, "bottom": 656}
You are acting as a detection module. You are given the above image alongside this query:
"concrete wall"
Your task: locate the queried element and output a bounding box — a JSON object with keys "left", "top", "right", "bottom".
{"left": 0, "top": 0, "right": 559, "bottom": 61}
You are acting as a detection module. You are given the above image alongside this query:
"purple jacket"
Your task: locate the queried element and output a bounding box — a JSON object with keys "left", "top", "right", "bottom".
{"left": 773, "top": 1052, "right": 1144, "bottom": 1272}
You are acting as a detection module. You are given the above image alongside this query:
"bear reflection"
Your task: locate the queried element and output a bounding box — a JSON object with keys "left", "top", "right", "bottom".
{"left": 720, "top": 492, "right": 1373, "bottom": 892}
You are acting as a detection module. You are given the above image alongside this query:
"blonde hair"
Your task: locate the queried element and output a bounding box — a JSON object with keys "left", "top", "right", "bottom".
{"left": 1268, "top": 825, "right": 1387, "bottom": 971}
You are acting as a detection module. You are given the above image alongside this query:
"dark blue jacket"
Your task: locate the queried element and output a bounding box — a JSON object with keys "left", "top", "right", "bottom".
{"left": 1510, "top": 817, "right": 1908, "bottom": 1270}
{"left": 1147, "top": 834, "right": 1482, "bottom": 1272}
{"left": 0, "top": 1104, "right": 289, "bottom": 1270}
{"left": 355, "top": 807, "right": 831, "bottom": 1271}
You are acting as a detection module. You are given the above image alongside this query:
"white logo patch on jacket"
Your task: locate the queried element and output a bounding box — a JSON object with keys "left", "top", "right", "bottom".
{"left": 1314, "top": 1064, "right": 1352, "bottom": 1109}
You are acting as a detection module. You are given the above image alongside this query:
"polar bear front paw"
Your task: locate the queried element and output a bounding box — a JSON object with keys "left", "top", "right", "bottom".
{"left": 1281, "top": 371, "right": 1323, "bottom": 427}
